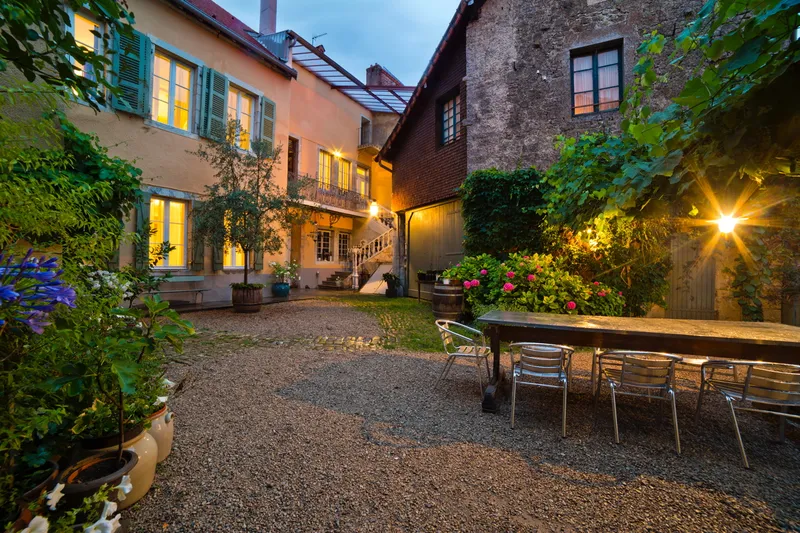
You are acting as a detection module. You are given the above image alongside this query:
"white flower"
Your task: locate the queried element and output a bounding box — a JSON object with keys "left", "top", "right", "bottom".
{"left": 46, "top": 483, "right": 65, "bottom": 511}
{"left": 92, "top": 282, "right": 101, "bottom": 289}
{"left": 21, "top": 516, "right": 49, "bottom": 533}
{"left": 84, "top": 501, "right": 120, "bottom": 533}
{"left": 163, "top": 377, "right": 176, "bottom": 388}
{"left": 154, "top": 396, "right": 169, "bottom": 405}
{"left": 114, "top": 475, "right": 133, "bottom": 501}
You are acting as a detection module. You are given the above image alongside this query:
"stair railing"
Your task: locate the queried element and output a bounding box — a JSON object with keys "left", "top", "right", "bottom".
{"left": 351, "top": 228, "right": 394, "bottom": 290}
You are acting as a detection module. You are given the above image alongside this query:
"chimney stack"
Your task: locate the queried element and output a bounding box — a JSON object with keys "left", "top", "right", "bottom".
{"left": 366, "top": 64, "right": 402, "bottom": 87}
{"left": 259, "top": 0, "right": 277, "bottom": 35}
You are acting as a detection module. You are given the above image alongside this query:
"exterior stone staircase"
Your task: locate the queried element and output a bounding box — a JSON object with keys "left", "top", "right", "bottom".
{"left": 319, "top": 270, "right": 352, "bottom": 291}
{"left": 352, "top": 228, "right": 393, "bottom": 291}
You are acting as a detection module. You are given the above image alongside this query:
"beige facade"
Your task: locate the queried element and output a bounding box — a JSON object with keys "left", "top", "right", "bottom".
{"left": 63, "top": 0, "right": 400, "bottom": 300}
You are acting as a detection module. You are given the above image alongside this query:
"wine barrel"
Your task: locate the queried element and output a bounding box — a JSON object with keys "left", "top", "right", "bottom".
{"left": 232, "top": 287, "right": 263, "bottom": 313}
{"left": 432, "top": 282, "right": 463, "bottom": 320}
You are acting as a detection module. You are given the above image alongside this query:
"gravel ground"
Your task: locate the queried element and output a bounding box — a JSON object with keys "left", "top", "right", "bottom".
{"left": 128, "top": 300, "right": 800, "bottom": 532}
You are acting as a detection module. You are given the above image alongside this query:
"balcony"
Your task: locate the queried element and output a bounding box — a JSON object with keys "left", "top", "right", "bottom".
{"left": 289, "top": 172, "right": 370, "bottom": 214}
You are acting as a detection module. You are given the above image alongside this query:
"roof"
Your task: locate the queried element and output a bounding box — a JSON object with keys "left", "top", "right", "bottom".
{"left": 169, "top": 0, "right": 297, "bottom": 78}
{"left": 378, "top": 0, "right": 486, "bottom": 159}
{"left": 287, "top": 31, "right": 414, "bottom": 114}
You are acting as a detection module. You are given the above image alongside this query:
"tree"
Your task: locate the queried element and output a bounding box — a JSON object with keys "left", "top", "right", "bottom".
{"left": 191, "top": 120, "right": 308, "bottom": 285}
{"left": 0, "top": 0, "right": 135, "bottom": 109}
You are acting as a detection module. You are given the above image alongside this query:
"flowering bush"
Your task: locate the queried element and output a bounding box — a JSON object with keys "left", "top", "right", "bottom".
{"left": 269, "top": 260, "right": 300, "bottom": 283}
{"left": 443, "top": 252, "right": 625, "bottom": 316}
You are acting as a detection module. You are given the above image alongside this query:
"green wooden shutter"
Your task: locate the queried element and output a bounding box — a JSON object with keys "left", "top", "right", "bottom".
{"left": 191, "top": 201, "right": 205, "bottom": 272}
{"left": 253, "top": 248, "right": 264, "bottom": 271}
{"left": 134, "top": 192, "right": 152, "bottom": 270}
{"left": 111, "top": 29, "right": 152, "bottom": 116}
{"left": 200, "top": 68, "right": 229, "bottom": 140}
{"left": 259, "top": 96, "right": 275, "bottom": 157}
{"left": 212, "top": 246, "right": 224, "bottom": 272}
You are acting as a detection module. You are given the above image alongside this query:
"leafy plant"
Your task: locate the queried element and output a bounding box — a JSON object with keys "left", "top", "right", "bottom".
{"left": 269, "top": 260, "right": 300, "bottom": 283}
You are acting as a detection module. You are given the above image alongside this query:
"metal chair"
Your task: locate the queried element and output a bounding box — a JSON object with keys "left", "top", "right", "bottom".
{"left": 696, "top": 361, "right": 800, "bottom": 468}
{"left": 509, "top": 343, "right": 574, "bottom": 437}
{"left": 434, "top": 320, "right": 491, "bottom": 395}
{"left": 597, "top": 351, "right": 683, "bottom": 454}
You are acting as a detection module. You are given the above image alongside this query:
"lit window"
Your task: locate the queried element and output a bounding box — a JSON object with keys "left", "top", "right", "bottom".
{"left": 149, "top": 198, "right": 187, "bottom": 268}
{"left": 223, "top": 243, "right": 245, "bottom": 268}
{"left": 441, "top": 94, "right": 461, "bottom": 144}
{"left": 227, "top": 88, "right": 254, "bottom": 150}
{"left": 319, "top": 151, "right": 333, "bottom": 189}
{"left": 151, "top": 53, "right": 192, "bottom": 131}
{"left": 572, "top": 45, "right": 621, "bottom": 115}
{"left": 71, "top": 12, "right": 101, "bottom": 82}
{"left": 338, "top": 159, "right": 352, "bottom": 191}
{"left": 356, "top": 166, "right": 370, "bottom": 197}
{"left": 316, "top": 230, "right": 332, "bottom": 262}
{"left": 338, "top": 232, "right": 350, "bottom": 262}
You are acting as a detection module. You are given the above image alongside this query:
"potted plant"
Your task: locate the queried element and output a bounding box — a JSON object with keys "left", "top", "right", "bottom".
{"left": 383, "top": 272, "right": 400, "bottom": 298}
{"left": 269, "top": 260, "right": 299, "bottom": 297}
{"left": 191, "top": 119, "right": 310, "bottom": 313}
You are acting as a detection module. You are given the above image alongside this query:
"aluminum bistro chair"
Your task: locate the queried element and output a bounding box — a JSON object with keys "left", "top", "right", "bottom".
{"left": 597, "top": 351, "right": 683, "bottom": 454}
{"left": 696, "top": 361, "right": 800, "bottom": 468}
{"left": 509, "top": 343, "right": 575, "bottom": 437}
{"left": 434, "top": 320, "right": 491, "bottom": 395}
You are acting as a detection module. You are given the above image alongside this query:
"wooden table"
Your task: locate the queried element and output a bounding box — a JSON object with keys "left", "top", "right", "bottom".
{"left": 477, "top": 310, "right": 800, "bottom": 412}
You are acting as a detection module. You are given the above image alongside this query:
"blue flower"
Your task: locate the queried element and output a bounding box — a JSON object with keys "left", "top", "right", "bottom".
{"left": 0, "top": 284, "right": 19, "bottom": 302}
{"left": 42, "top": 285, "right": 77, "bottom": 308}
{"left": 17, "top": 311, "right": 50, "bottom": 334}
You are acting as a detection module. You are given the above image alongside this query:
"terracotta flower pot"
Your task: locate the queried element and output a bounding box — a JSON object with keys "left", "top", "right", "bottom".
{"left": 81, "top": 428, "right": 157, "bottom": 510}
{"left": 60, "top": 450, "right": 137, "bottom": 511}
{"left": 147, "top": 404, "right": 174, "bottom": 463}
{"left": 232, "top": 286, "right": 263, "bottom": 313}
{"left": 11, "top": 460, "right": 60, "bottom": 530}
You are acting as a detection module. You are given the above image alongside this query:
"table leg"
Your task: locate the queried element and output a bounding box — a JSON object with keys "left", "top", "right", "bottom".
{"left": 482, "top": 325, "right": 504, "bottom": 413}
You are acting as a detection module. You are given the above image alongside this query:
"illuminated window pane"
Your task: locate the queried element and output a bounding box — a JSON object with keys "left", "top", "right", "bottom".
{"left": 72, "top": 13, "right": 100, "bottom": 81}
{"left": 149, "top": 198, "right": 186, "bottom": 268}
{"left": 151, "top": 52, "right": 192, "bottom": 131}
{"left": 339, "top": 159, "right": 351, "bottom": 190}
{"left": 571, "top": 45, "right": 621, "bottom": 114}
{"left": 227, "top": 88, "right": 254, "bottom": 149}
{"left": 149, "top": 199, "right": 165, "bottom": 267}
{"left": 319, "top": 151, "right": 332, "bottom": 188}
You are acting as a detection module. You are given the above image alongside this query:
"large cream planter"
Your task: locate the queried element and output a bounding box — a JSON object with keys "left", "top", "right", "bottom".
{"left": 83, "top": 430, "right": 158, "bottom": 510}
{"left": 147, "top": 405, "right": 174, "bottom": 463}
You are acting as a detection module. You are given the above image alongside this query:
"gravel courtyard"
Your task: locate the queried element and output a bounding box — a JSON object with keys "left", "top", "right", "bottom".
{"left": 129, "top": 299, "right": 800, "bottom": 532}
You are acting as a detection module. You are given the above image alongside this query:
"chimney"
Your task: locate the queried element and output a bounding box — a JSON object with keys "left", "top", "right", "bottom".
{"left": 366, "top": 64, "right": 402, "bottom": 87}
{"left": 259, "top": 0, "right": 277, "bottom": 35}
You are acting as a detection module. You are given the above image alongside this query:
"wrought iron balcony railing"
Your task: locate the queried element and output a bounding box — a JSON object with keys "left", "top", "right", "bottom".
{"left": 289, "top": 172, "right": 370, "bottom": 213}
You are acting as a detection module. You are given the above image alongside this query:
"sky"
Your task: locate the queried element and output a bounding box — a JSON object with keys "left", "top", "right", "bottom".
{"left": 214, "top": 0, "right": 460, "bottom": 87}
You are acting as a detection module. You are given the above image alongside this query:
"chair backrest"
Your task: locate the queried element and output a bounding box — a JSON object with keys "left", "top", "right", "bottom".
{"left": 616, "top": 352, "right": 679, "bottom": 389}
{"left": 435, "top": 320, "right": 482, "bottom": 355}
{"left": 742, "top": 364, "right": 800, "bottom": 405}
{"left": 519, "top": 344, "right": 568, "bottom": 379}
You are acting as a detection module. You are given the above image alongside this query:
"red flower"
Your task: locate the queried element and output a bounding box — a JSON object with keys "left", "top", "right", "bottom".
{"left": 506, "top": 271, "right": 515, "bottom": 279}
{"left": 566, "top": 301, "right": 577, "bottom": 310}
{"left": 503, "top": 282, "right": 515, "bottom": 292}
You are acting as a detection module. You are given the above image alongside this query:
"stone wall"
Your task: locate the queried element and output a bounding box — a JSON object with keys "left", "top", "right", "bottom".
{"left": 465, "top": 0, "right": 703, "bottom": 173}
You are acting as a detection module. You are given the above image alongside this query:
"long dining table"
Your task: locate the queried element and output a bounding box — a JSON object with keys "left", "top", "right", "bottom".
{"left": 476, "top": 310, "right": 800, "bottom": 412}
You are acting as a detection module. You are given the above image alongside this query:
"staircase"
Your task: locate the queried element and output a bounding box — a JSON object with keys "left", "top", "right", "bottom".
{"left": 352, "top": 228, "right": 393, "bottom": 290}
{"left": 318, "top": 270, "right": 352, "bottom": 291}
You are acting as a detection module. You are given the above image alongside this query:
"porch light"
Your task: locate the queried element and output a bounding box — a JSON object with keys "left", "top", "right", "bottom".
{"left": 716, "top": 215, "right": 740, "bottom": 234}
{"left": 369, "top": 201, "right": 379, "bottom": 217}
{"left": 333, "top": 150, "right": 342, "bottom": 159}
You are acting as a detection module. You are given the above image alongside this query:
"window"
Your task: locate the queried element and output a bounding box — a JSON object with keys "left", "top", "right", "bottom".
{"left": 227, "top": 87, "right": 255, "bottom": 150}
{"left": 441, "top": 94, "right": 461, "bottom": 144}
{"left": 338, "top": 159, "right": 352, "bottom": 191}
{"left": 319, "top": 150, "right": 333, "bottom": 189}
{"left": 149, "top": 198, "right": 187, "bottom": 268}
{"left": 316, "top": 230, "right": 332, "bottom": 262}
{"left": 70, "top": 12, "right": 101, "bottom": 82}
{"left": 356, "top": 166, "right": 370, "bottom": 197}
{"left": 572, "top": 45, "right": 622, "bottom": 115}
{"left": 152, "top": 53, "right": 193, "bottom": 131}
{"left": 338, "top": 233, "right": 351, "bottom": 262}
{"left": 223, "top": 244, "right": 245, "bottom": 268}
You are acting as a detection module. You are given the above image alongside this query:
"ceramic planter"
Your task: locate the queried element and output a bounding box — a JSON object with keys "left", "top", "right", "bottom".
{"left": 271, "top": 282, "right": 290, "bottom": 297}
{"left": 232, "top": 286, "right": 263, "bottom": 313}
{"left": 81, "top": 428, "right": 157, "bottom": 510}
{"left": 60, "top": 450, "right": 137, "bottom": 511}
{"left": 147, "top": 405, "right": 174, "bottom": 463}
{"left": 11, "top": 460, "right": 60, "bottom": 530}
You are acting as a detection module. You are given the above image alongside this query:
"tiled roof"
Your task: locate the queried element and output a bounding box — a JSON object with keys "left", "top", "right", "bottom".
{"left": 182, "top": 0, "right": 278, "bottom": 59}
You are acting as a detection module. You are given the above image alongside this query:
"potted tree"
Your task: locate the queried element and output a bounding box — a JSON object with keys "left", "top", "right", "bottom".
{"left": 269, "top": 260, "right": 299, "bottom": 297}
{"left": 383, "top": 272, "right": 400, "bottom": 298}
{"left": 192, "top": 120, "right": 308, "bottom": 313}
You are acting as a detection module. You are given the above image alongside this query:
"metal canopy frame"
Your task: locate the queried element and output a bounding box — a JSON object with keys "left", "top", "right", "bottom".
{"left": 287, "top": 31, "right": 414, "bottom": 114}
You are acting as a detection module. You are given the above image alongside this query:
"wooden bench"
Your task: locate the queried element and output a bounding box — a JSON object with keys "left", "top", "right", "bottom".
{"left": 147, "top": 275, "right": 209, "bottom": 305}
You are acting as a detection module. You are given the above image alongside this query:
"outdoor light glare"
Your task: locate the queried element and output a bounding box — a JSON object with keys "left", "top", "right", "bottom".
{"left": 369, "top": 201, "right": 379, "bottom": 217}
{"left": 333, "top": 150, "right": 342, "bottom": 158}
{"left": 716, "top": 215, "right": 739, "bottom": 234}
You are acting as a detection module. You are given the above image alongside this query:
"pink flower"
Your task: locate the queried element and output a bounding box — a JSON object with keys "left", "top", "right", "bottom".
{"left": 506, "top": 271, "right": 515, "bottom": 279}
{"left": 519, "top": 262, "right": 525, "bottom": 267}
{"left": 456, "top": 263, "right": 461, "bottom": 267}
{"left": 566, "top": 301, "right": 577, "bottom": 310}
{"left": 598, "top": 291, "right": 607, "bottom": 297}
{"left": 503, "top": 282, "right": 515, "bottom": 292}
{"left": 593, "top": 281, "right": 600, "bottom": 286}
{"left": 480, "top": 269, "right": 488, "bottom": 275}
{"left": 523, "top": 256, "right": 529, "bottom": 259}
{"left": 618, "top": 291, "right": 623, "bottom": 296}
{"left": 537, "top": 265, "right": 542, "bottom": 271}
{"left": 463, "top": 280, "right": 472, "bottom": 289}
{"left": 471, "top": 279, "right": 480, "bottom": 287}
{"left": 527, "top": 274, "right": 536, "bottom": 282}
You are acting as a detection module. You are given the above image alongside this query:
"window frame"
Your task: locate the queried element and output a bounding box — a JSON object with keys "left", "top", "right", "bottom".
{"left": 337, "top": 232, "right": 351, "bottom": 262}
{"left": 316, "top": 229, "right": 333, "bottom": 263}
{"left": 223, "top": 243, "right": 246, "bottom": 269}
{"left": 318, "top": 149, "right": 333, "bottom": 189}
{"left": 227, "top": 86, "right": 256, "bottom": 150}
{"left": 439, "top": 91, "right": 462, "bottom": 145}
{"left": 151, "top": 51, "right": 194, "bottom": 132}
{"left": 65, "top": 8, "right": 106, "bottom": 104}
{"left": 149, "top": 197, "right": 188, "bottom": 270}
{"left": 338, "top": 158, "right": 352, "bottom": 191}
{"left": 356, "top": 165, "right": 370, "bottom": 198}
{"left": 570, "top": 40, "right": 624, "bottom": 116}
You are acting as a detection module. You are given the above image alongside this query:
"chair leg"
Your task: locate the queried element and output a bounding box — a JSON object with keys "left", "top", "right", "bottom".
{"left": 510, "top": 375, "right": 517, "bottom": 429}
{"left": 435, "top": 356, "right": 455, "bottom": 389}
{"left": 670, "top": 389, "right": 681, "bottom": 455}
{"left": 590, "top": 349, "right": 598, "bottom": 398}
{"left": 475, "top": 358, "right": 484, "bottom": 396}
{"left": 561, "top": 379, "right": 568, "bottom": 438}
{"left": 695, "top": 376, "right": 707, "bottom": 424}
{"left": 727, "top": 399, "right": 749, "bottom": 468}
{"left": 610, "top": 384, "right": 620, "bottom": 444}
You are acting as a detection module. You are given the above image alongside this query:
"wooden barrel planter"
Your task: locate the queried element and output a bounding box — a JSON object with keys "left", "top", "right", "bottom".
{"left": 432, "top": 281, "right": 463, "bottom": 320}
{"left": 232, "top": 286, "right": 263, "bottom": 313}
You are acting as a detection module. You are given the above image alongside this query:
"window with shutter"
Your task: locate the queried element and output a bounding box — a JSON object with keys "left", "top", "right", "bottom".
{"left": 200, "top": 68, "right": 229, "bottom": 140}
{"left": 112, "top": 29, "right": 152, "bottom": 116}
{"left": 260, "top": 96, "right": 276, "bottom": 156}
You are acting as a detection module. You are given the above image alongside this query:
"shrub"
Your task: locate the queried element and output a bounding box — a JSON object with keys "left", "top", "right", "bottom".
{"left": 443, "top": 252, "right": 625, "bottom": 316}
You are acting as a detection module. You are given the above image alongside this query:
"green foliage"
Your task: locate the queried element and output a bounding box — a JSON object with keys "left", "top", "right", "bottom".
{"left": 230, "top": 283, "right": 265, "bottom": 290}
{"left": 459, "top": 167, "right": 545, "bottom": 255}
{"left": 268, "top": 260, "right": 300, "bottom": 283}
{"left": 0, "top": 0, "right": 136, "bottom": 109}
{"left": 192, "top": 120, "right": 309, "bottom": 284}
{"left": 443, "top": 252, "right": 625, "bottom": 317}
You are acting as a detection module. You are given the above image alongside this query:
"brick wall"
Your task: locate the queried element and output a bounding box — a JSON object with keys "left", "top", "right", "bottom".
{"left": 387, "top": 31, "right": 468, "bottom": 213}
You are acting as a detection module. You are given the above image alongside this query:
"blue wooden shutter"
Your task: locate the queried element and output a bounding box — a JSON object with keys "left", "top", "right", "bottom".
{"left": 212, "top": 246, "right": 224, "bottom": 272}
{"left": 200, "top": 68, "right": 229, "bottom": 140}
{"left": 111, "top": 29, "right": 152, "bottom": 116}
{"left": 259, "top": 96, "right": 275, "bottom": 157}
{"left": 253, "top": 248, "right": 264, "bottom": 271}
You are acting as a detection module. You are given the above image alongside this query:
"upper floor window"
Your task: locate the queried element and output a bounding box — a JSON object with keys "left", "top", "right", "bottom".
{"left": 441, "top": 93, "right": 461, "bottom": 144}
{"left": 227, "top": 87, "right": 255, "bottom": 150}
{"left": 356, "top": 166, "right": 370, "bottom": 197}
{"left": 572, "top": 44, "right": 622, "bottom": 115}
{"left": 152, "top": 53, "right": 193, "bottom": 131}
{"left": 70, "top": 12, "right": 101, "bottom": 82}
{"left": 149, "top": 197, "right": 187, "bottom": 268}
{"left": 339, "top": 159, "right": 352, "bottom": 191}
{"left": 319, "top": 150, "right": 333, "bottom": 189}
